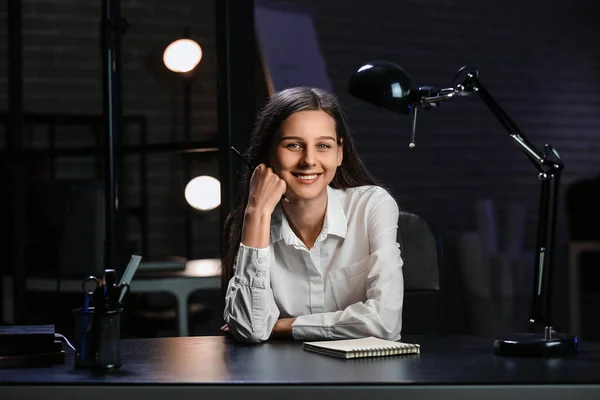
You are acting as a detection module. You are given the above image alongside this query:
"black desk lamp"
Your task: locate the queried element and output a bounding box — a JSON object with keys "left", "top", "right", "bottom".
{"left": 348, "top": 61, "right": 578, "bottom": 357}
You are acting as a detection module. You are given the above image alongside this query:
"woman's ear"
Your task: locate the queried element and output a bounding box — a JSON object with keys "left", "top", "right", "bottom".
{"left": 337, "top": 138, "right": 344, "bottom": 166}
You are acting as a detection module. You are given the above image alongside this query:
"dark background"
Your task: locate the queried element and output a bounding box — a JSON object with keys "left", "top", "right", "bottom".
{"left": 0, "top": 0, "right": 598, "bottom": 336}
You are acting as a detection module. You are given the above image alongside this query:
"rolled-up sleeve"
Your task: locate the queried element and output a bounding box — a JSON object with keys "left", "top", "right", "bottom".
{"left": 291, "top": 190, "right": 404, "bottom": 341}
{"left": 223, "top": 244, "right": 280, "bottom": 343}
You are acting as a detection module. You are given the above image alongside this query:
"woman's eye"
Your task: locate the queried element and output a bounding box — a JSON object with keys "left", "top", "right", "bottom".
{"left": 317, "top": 143, "right": 331, "bottom": 149}
{"left": 286, "top": 143, "right": 301, "bottom": 149}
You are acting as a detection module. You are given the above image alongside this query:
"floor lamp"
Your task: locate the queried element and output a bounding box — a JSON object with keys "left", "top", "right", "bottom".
{"left": 162, "top": 30, "right": 206, "bottom": 258}
{"left": 101, "top": 0, "right": 129, "bottom": 272}
{"left": 348, "top": 61, "right": 578, "bottom": 357}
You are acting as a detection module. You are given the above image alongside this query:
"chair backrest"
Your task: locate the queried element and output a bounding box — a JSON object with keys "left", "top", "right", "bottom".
{"left": 397, "top": 211, "right": 443, "bottom": 334}
{"left": 566, "top": 176, "right": 600, "bottom": 240}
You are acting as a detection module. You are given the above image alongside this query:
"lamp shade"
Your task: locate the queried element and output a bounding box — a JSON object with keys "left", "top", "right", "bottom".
{"left": 163, "top": 38, "right": 203, "bottom": 74}
{"left": 348, "top": 61, "right": 414, "bottom": 115}
{"left": 185, "top": 175, "right": 221, "bottom": 211}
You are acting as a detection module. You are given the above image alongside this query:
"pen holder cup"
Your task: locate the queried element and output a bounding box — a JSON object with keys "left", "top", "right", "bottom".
{"left": 73, "top": 307, "right": 122, "bottom": 370}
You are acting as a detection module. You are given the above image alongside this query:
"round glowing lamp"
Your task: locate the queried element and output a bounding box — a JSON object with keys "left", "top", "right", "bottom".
{"left": 163, "top": 38, "right": 203, "bottom": 74}
{"left": 184, "top": 175, "right": 221, "bottom": 211}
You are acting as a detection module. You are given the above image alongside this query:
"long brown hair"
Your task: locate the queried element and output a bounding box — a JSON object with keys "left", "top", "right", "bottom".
{"left": 221, "top": 87, "right": 379, "bottom": 295}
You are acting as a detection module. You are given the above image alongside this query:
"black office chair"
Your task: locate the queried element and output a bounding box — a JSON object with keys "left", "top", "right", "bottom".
{"left": 397, "top": 211, "right": 443, "bottom": 334}
{"left": 565, "top": 176, "right": 600, "bottom": 340}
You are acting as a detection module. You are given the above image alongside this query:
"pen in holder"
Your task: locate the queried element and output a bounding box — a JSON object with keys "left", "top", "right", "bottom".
{"left": 74, "top": 256, "right": 140, "bottom": 370}
{"left": 73, "top": 306, "right": 122, "bottom": 370}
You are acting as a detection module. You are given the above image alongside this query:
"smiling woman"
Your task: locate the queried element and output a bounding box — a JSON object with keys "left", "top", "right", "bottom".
{"left": 221, "top": 87, "right": 404, "bottom": 343}
{"left": 271, "top": 110, "right": 343, "bottom": 208}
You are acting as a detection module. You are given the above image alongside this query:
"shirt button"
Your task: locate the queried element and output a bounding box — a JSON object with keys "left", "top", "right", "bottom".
{"left": 256, "top": 270, "right": 266, "bottom": 277}
{"left": 257, "top": 258, "right": 265, "bottom": 264}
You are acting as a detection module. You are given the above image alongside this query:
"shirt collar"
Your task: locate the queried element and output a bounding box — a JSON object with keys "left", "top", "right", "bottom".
{"left": 270, "top": 186, "right": 347, "bottom": 246}
{"left": 323, "top": 186, "right": 348, "bottom": 239}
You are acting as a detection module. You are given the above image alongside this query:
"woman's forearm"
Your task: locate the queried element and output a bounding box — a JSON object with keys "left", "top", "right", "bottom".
{"left": 269, "top": 318, "right": 296, "bottom": 340}
{"left": 241, "top": 207, "right": 272, "bottom": 248}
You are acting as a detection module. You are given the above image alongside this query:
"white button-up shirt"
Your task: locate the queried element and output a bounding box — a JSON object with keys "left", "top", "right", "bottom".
{"left": 224, "top": 185, "right": 404, "bottom": 343}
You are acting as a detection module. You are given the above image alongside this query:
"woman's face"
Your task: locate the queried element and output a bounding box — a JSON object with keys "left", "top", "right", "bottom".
{"left": 269, "top": 110, "right": 343, "bottom": 203}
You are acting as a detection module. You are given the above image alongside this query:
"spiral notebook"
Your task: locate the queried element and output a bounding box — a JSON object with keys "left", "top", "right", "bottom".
{"left": 303, "top": 336, "right": 420, "bottom": 359}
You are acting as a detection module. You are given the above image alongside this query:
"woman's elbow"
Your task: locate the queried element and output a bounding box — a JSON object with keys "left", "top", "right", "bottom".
{"left": 231, "top": 329, "right": 265, "bottom": 344}
{"left": 380, "top": 323, "right": 402, "bottom": 341}
{"left": 371, "top": 306, "right": 403, "bottom": 341}
{"left": 224, "top": 317, "right": 269, "bottom": 343}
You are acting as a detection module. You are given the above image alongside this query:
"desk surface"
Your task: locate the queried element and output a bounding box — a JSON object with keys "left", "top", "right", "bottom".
{"left": 2, "top": 334, "right": 600, "bottom": 384}
{"left": 2, "top": 335, "right": 600, "bottom": 400}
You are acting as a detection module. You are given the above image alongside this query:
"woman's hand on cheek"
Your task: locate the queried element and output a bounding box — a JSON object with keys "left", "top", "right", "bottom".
{"left": 247, "top": 163, "right": 287, "bottom": 215}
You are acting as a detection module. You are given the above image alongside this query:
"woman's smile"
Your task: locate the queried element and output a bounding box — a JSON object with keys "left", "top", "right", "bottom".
{"left": 292, "top": 172, "right": 322, "bottom": 183}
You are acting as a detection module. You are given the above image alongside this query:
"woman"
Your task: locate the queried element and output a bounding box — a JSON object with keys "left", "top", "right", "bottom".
{"left": 221, "top": 87, "right": 404, "bottom": 343}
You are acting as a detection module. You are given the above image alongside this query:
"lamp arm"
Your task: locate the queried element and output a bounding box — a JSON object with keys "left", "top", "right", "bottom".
{"left": 348, "top": 59, "right": 577, "bottom": 352}
{"left": 463, "top": 73, "right": 565, "bottom": 173}
{"left": 459, "top": 71, "right": 564, "bottom": 329}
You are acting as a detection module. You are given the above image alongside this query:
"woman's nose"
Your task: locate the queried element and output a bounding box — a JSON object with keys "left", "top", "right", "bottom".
{"left": 299, "top": 147, "right": 317, "bottom": 167}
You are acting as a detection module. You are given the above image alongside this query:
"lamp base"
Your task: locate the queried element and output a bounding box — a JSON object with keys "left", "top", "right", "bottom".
{"left": 493, "top": 333, "right": 578, "bottom": 357}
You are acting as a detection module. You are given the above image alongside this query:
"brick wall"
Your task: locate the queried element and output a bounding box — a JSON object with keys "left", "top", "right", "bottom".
{"left": 0, "top": 2, "right": 8, "bottom": 112}
{"left": 0, "top": 0, "right": 221, "bottom": 261}
{"left": 279, "top": 0, "right": 600, "bottom": 331}
{"left": 1, "top": 0, "right": 599, "bottom": 332}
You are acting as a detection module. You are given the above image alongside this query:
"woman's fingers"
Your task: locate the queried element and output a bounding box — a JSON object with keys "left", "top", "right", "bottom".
{"left": 248, "top": 164, "right": 287, "bottom": 212}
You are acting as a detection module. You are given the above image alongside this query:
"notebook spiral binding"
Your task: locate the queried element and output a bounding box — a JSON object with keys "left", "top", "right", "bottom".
{"left": 347, "top": 343, "right": 420, "bottom": 359}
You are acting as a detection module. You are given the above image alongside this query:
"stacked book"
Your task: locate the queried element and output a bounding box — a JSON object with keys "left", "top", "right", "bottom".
{"left": 0, "top": 325, "right": 65, "bottom": 368}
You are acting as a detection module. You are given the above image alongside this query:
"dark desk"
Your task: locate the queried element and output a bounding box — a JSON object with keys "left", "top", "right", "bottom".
{"left": 2, "top": 335, "right": 600, "bottom": 400}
